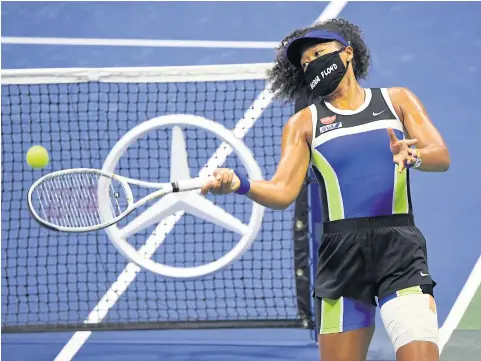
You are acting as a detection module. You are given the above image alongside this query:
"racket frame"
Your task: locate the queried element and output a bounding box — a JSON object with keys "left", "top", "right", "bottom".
{"left": 28, "top": 168, "right": 209, "bottom": 232}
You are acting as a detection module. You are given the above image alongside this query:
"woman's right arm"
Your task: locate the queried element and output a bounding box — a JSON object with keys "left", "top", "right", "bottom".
{"left": 202, "top": 107, "right": 312, "bottom": 210}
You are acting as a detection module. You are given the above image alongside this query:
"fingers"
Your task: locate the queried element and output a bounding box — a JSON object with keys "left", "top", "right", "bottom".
{"left": 398, "top": 159, "right": 405, "bottom": 173}
{"left": 387, "top": 128, "right": 399, "bottom": 144}
{"left": 200, "top": 179, "right": 214, "bottom": 195}
{"left": 406, "top": 148, "right": 418, "bottom": 165}
{"left": 226, "top": 169, "right": 236, "bottom": 190}
{"left": 217, "top": 169, "right": 233, "bottom": 193}
{"left": 405, "top": 138, "right": 418, "bottom": 146}
{"left": 395, "top": 148, "right": 419, "bottom": 173}
{"left": 201, "top": 169, "right": 236, "bottom": 195}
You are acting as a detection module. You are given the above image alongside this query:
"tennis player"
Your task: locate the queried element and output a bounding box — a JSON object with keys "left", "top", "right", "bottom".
{"left": 201, "top": 19, "right": 449, "bottom": 361}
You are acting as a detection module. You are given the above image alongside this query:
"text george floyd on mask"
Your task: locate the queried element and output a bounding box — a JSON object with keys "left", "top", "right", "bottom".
{"left": 304, "top": 48, "right": 349, "bottom": 98}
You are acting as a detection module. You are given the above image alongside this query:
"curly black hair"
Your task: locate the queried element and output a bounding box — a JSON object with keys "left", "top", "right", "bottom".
{"left": 267, "top": 19, "right": 371, "bottom": 102}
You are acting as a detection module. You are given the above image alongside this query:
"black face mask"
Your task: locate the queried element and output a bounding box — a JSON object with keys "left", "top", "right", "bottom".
{"left": 304, "top": 49, "right": 349, "bottom": 98}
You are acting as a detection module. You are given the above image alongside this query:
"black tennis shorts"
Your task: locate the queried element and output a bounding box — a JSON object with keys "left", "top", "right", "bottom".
{"left": 313, "top": 214, "right": 435, "bottom": 306}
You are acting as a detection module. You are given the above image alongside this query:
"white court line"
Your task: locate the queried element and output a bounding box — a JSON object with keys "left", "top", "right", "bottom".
{"left": 439, "top": 255, "right": 481, "bottom": 353}
{"left": 53, "top": 2, "right": 348, "bottom": 360}
{"left": 2, "top": 37, "right": 278, "bottom": 49}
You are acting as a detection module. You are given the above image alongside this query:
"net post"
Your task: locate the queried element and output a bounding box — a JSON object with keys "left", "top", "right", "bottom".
{"left": 293, "top": 176, "right": 314, "bottom": 330}
{"left": 293, "top": 93, "right": 318, "bottom": 337}
{"left": 307, "top": 169, "right": 323, "bottom": 342}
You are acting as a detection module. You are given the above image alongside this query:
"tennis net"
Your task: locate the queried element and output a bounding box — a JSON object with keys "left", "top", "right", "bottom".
{"left": 1, "top": 63, "right": 313, "bottom": 332}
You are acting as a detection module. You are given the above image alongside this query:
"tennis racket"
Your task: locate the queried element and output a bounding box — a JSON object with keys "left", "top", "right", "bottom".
{"left": 28, "top": 168, "right": 216, "bottom": 232}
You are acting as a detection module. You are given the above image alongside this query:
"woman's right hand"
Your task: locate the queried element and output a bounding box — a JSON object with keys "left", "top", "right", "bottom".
{"left": 201, "top": 168, "right": 240, "bottom": 195}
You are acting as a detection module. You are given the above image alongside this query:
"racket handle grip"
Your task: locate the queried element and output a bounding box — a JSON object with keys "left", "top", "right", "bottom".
{"left": 174, "top": 177, "right": 216, "bottom": 192}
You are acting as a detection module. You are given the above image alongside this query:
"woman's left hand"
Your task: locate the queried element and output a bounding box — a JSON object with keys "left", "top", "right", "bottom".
{"left": 387, "top": 128, "right": 419, "bottom": 172}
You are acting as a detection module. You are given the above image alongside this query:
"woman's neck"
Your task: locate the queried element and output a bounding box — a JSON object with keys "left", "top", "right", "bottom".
{"left": 324, "top": 76, "right": 365, "bottom": 110}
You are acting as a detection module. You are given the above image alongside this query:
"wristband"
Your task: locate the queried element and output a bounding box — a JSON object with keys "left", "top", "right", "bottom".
{"left": 235, "top": 173, "right": 251, "bottom": 195}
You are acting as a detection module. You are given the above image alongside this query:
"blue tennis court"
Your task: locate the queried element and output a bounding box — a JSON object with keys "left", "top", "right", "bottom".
{"left": 2, "top": 2, "right": 481, "bottom": 361}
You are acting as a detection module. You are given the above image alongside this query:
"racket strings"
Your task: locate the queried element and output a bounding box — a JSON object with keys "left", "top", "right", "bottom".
{"left": 31, "top": 172, "right": 126, "bottom": 228}
{"left": 71, "top": 174, "right": 95, "bottom": 227}
{"left": 51, "top": 176, "right": 76, "bottom": 227}
{"left": 77, "top": 173, "right": 103, "bottom": 226}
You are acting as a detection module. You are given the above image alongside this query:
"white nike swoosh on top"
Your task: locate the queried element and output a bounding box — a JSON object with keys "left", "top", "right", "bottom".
{"left": 420, "top": 271, "right": 429, "bottom": 276}
{"left": 373, "top": 109, "right": 387, "bottom": 116}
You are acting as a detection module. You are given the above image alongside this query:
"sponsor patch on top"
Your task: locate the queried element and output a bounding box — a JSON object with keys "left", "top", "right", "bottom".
{"left": 320, "top": 115, "right": 337, "bottom": 125}
{"left": 319, "top": 122, "right": 343, "bottom": 134}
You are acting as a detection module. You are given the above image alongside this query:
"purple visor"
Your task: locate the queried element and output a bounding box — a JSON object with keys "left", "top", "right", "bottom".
{"left": 284, "top": 30, "right": 349, "bottom": 68}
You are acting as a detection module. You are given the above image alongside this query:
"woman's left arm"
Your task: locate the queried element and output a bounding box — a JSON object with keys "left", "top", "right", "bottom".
{"left": 389, "top": 87, "right": 450, "bottom": 172}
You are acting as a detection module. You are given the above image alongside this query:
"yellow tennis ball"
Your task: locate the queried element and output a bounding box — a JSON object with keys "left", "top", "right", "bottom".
{"left": 26, "top": 145, "right": 49, "bottom": 169}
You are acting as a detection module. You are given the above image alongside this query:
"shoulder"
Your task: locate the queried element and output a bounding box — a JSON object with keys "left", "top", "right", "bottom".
{"left": 387, "top": 87, "right": 420, "bottom": 105}
{"left": 386, "top": 87, "right": 422, "bottom": 120}
{"left": 286, "top": 106, "right": 312, "bottom": 130}
{"left": 283, "top": 106, "right": 313, "bottom": 143}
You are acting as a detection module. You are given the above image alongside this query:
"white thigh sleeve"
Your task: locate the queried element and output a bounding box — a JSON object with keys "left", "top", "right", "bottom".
{"left": 380, "top": 294, "right": 439, "bottom": 352}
